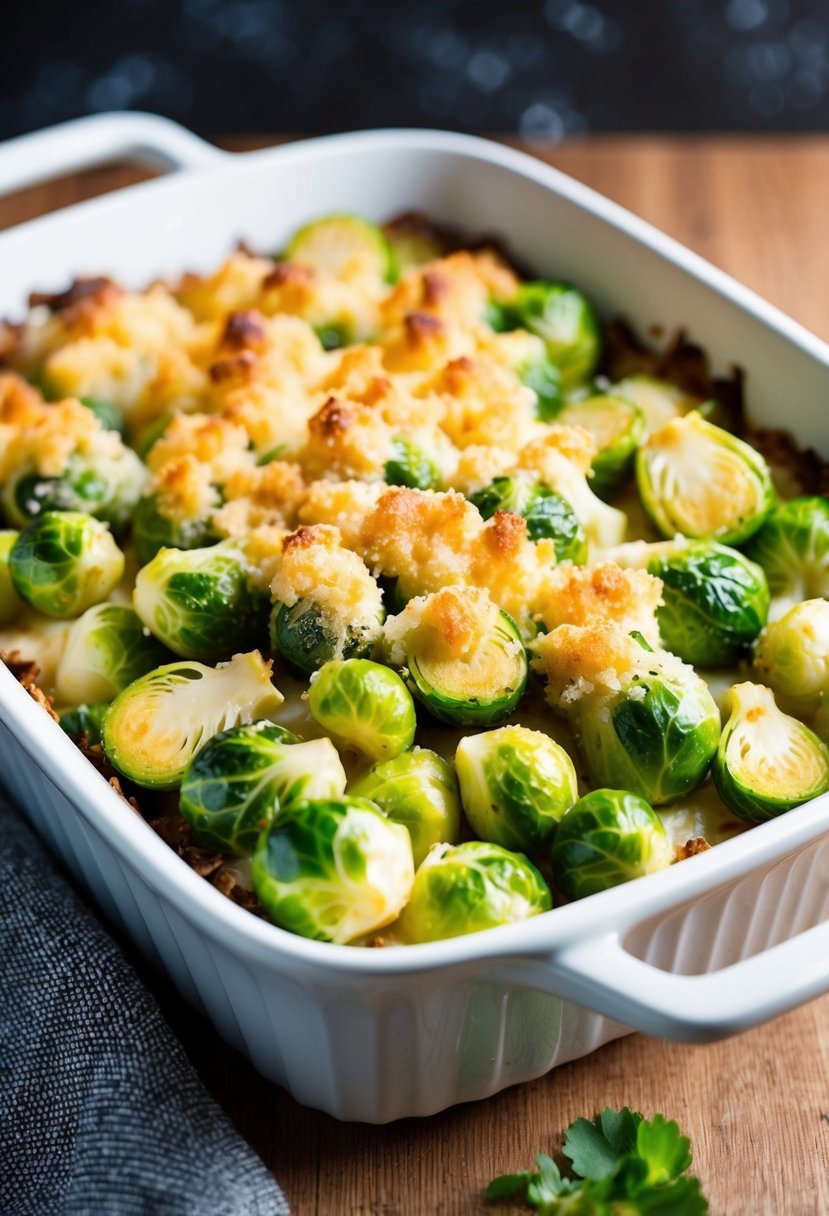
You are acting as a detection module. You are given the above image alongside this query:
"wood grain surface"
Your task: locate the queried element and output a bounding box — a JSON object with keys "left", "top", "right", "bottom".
{"left": 3, "top": 135, "right": 829, "bottom": 1215}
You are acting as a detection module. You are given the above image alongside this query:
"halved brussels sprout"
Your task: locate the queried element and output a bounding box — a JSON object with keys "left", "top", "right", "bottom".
{"left": 742, "top": 497, "right": 829, "bottom": 605}
{"left": 270, "top": 597, "right": 385, "bottom": 678}
{"left": 180, "top": 724, "right": 345, "bottom": 855}
{"left": 102, "top": 651, "right": 283, "bottom": 789}
{"left": 491, "top": 282, "right": 601, "bottom": 391}
{"left": 754, "top": 599, "right": 829, "bottom": 717}
{"left": 3, "top": 445, "right": 145, "bottom": 532}
{"left": 646, "top": 540, "right": 770, "bottom": 666}
{"left": 713, "top": 682, "right": 829, "bottom": 822}
{"left": 55, "top": 602, "right": 170, "bottom": 705}
{"left": 557, "top": 394, "right": 646, "bottom": 498}
{"left": 636, "top": 412, "right": 773, "bottom": 544}
{"left": 383, "top": 588, "right": 528, "bottom": 727}
{"left": 307, "top": 658, "right": 417, "bottom": 761}
{"left": 518, "top": 351, "right": 563, "bottom": 422}
{"left": 0, "top": 531, "right": 24, "bottom": 626}
{"left": 611, "top": 375, "right": 698, "bottom": 437}
{"left": 132, "top": 492, "right": 218, "bottom": 568}
{"left": 533, "top": 627, "right": 721, "bottom": 805}
{"left": 350, "top": 748, "right": 461, "bottom": 866}
{"left": 133, "top": 540, "right": 268, "bottom": 662}
{"left": 59, "top": 702, "right": 109, "bottom": 744}
{"left": 252, "top": 796, "right": 414, "bottom": 942}
{"left": 9, "top": 511, "right": 125, "bottom": 619}
{"left": 551, "top": 788, "right": 673, "bottom": 901}
{"left": 470, "top": 476, "right": 587, "bottom": 564}
{"left": 398, "top": 841, "right": 552, "bottom": 943}
{"left": 455, "top": 725, "right": 578, "bottom": 852}
{"left": 284, "top": 213, "right": 398, "bottom": 284}
{"left": 384, "top": 438, "right": 442, "bottom": 491}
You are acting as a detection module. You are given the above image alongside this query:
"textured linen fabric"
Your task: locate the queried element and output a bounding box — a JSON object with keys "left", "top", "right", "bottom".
{"left": 0, "top": 790, "right": 289, "bottom": 1216}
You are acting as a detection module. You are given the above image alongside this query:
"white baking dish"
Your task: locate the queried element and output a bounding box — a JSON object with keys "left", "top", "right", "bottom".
{"left": 2, "top": 113, "right": 829, "bottom": 1123}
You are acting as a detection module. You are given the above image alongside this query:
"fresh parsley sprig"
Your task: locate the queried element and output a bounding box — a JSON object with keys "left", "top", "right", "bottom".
{"left": 486, "top": 1107, "right": 708, "bottom": 1214}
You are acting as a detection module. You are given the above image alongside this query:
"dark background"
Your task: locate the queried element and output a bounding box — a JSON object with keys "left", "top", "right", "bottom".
{"left": 4, "top": 0, "right": 829, "bottom": 139}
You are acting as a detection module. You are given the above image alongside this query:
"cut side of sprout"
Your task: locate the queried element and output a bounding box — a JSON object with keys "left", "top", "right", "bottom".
{"left": 557, "top": 394, "right": 646, "bottom": 498}
{"left": 284, "top": 214, "right": 397, "bottom": 285}
{"left": 384, "top": 589, "right": 528, "bottom": 727}
{"left": 611, "top": 375, "right": 698, "bottom": 437}
{"left": 636, "top": 412, "right": 773, "bottom": 544}
{"left": 102, "top": 651, "right": 283, "bottom": 789}
{"left": 713, "top": 681, "right": 829, "bottom": 822}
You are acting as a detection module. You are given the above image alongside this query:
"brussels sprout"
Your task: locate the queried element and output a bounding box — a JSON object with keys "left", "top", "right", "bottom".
{"left": 645, "top": 540, "right": 770, "bottom": 666}
{"left": 3, "top": 446, "right": 145, "bottom": 532}
{"left": 132, "top": 492, "right": 218, "bottom": 567}
{"left": 384, "top": 438, "right": 442, "bottom": 491}
{"left": 398, "top": 841, "right": 551, "bottom": 943}
{"left": 713, "top": 682, "right": 829, "bottom": 822}
{"left": 535, "top": 631, "right": 721, "bottom": 805}
{"left": 180, "top": 724, "right": 346, "bottom": 855}
{"left": 579, "top": 661, "right": 720, "bottom": 805}
{"left": 308, "top": 658, "right": 417, "bottom": 761}
{"left": 518, "top": 352, "right": 563, "bottom": 422}
{"left": 491, "top": 282, "right": 601, "bottom": 391}
{"left": 470, "top": 476, "right": 587, "bottom": 564}
{"left": 59, "top": 702, "right": 109, "bottom": 743}
{"left": 133, "top": 540, "right": 268, "bottom": 662}
{"left": 270, "top": 597, "right": 385, "bottom": 678}
{"left": 455, "top": 725, "right": 578, "bottom": 852}
{"left": 55, "top": 602, "right": 170, "bottom": 705}
{"left": 754, "top": 598, "right": 829, "bottom": 716}
{"left": 284, "top": 213, "right": 398, "bottom": 284}
{"left": 102, "top": 650, "right": 283, "bottom": 789}
{"left": 9, "top": 511, "right": 125, "bottom": 619}
{"left": 0, "top": 531, "right": 24, "bottom": 626}
{"left": 350, "top": 748, "right": 461, "bottom": 866}
{"left": 742, "top": 497, "right": 829, "bottom": 605}
{"left": 611, "top": 375, "right": 698, "bottom": 437}
{"left": 557, "top": 394, "right": 646, "bottom": 498}
{"left": 384, "top": 590, "right": 528, "bottom": 727}
{"left": 81, "top": 397, "right": 126, "bottom": 436}
{"left": 636, "top": 412, "right": 774, "bottom": 545}
{"left": 252, "top": 796, "right": 414, "bottom": 942}
{"left": 551, "top": 788, "right": 673, "bottom": 901}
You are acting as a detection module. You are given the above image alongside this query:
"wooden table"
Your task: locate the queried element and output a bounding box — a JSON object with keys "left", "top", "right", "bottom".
{"left": 4, "top": 135, "right": 829, "bottom": 1214}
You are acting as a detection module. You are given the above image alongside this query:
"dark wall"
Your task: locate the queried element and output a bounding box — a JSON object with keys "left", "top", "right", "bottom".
{"left": 4, "top": 0, "right": 829, "bottom": 139}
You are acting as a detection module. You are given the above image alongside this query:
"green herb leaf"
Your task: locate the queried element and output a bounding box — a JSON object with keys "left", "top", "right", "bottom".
{"left": 487, "top": 1108, "right": 708, "bottom": 1214}
{"left": 635, "top": 1114, "right": 693, "bottom": 1187}
{"left": 486, "top": 1171, "right": 534, "bottom": 1202}
{"left": 563, "top": 1108, "right": 643, "bottom": 1181}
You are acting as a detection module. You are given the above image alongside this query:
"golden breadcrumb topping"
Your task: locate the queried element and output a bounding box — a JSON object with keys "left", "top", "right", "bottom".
{"left": 382, "top": 585, "right": 502, "bottom": 667}
{"left": 530, "top": 621, "right": 694, "bottom": 708}
{"left": 534, "top": 562, "right": 663, "bottom": 644}
{"left": 271, "top": 523, "right": 383, "bottom": 635}
{"left": 358, "top": 487, "right": 558, "bottom": 626}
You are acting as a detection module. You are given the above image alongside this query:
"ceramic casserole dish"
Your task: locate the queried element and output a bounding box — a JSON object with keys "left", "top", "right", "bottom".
{"left": 2, "top": 112, "right": 829, "bottom": 1123}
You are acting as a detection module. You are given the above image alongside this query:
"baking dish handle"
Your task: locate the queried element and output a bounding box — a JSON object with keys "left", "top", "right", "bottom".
{"left": 0, "top": 111, "right": 226, "bottom": 199}
{"left": 498, "top": 917, "right": 829, "bottom": 1041}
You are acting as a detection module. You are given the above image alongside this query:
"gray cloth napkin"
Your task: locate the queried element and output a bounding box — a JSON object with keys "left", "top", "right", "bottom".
{"left": 0, "top": 789, "right": 290, "bottom": 1216}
